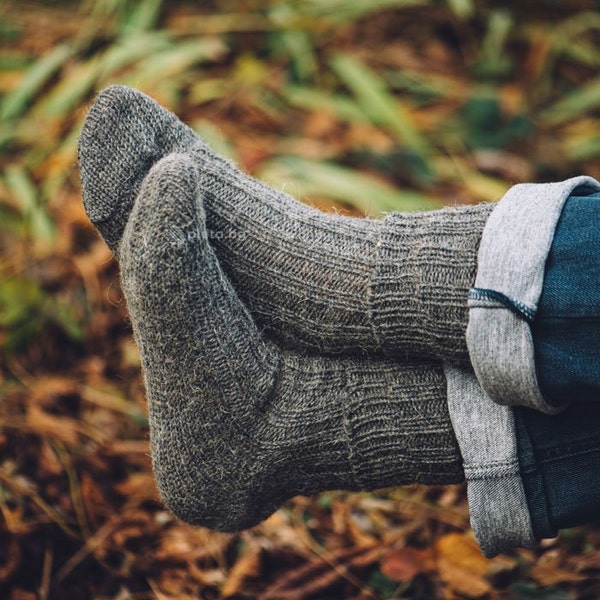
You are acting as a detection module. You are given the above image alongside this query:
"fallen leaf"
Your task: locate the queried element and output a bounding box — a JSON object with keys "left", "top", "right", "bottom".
{"left": 434, "top": 533, "right": 494, "bottom": 598}
{"left": 221, "top": 541, "right": 263, "bottom": 598}
{"left": 260, "top": 544, "right": 384, "bottom": 600}
{"left": 530, "top": 563, "right": 585, "bottom": 586}
{"left": 380, "top": 546, "right": 430, "bottom": 582}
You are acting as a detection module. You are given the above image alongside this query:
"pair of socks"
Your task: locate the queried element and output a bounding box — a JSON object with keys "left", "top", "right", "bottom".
{"left": 79, "top": 86, "right": 490, "bottom": 530}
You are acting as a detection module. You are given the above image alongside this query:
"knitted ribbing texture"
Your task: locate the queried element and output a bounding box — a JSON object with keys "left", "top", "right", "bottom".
{"left": 80, "top": 85, "right": 493, "bottom": 364}
{"left": 119, "top": 153, "right": 463, "bottom": 530}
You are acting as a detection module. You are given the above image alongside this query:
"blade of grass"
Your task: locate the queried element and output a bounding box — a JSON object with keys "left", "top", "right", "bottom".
{"left": 35, "top": 33, "right": 172, "bottom": 115}
{"left": 563, "top": 39, "right": 600, "bottom": 67}
{"left": 121, "top": 0, "right": 164, "bottom": 33}
{"left": 295, "top": 0, "right": 426, "bottom": 22}
{"left": 270, "top": 4, "right": 318, "bottom": 82}
{"left": 122, "top": 38, "right": 227, "bottom": 88}
{"left": 276, "top": 29, "right": 318, "bottom": 82}
{"left": 4, "top": 165, "right": 37, "bottom": 215}
{"left": 0, "top": 44, "right": 72, "bottom": 120}
{"left": 97, "top": 31, "right": 171, "bottom": 79}
{"left": 189, "top": 78, "right": 231, "bottom": 104}
{"left": 283, "top": 86, "right": 368, "bottom": 122}
{"left": 4, "top": 165, "right": 55, "bottom": 240}
{"left": 542, "top": 76, "right": 600, "bottom": 125}
{"left": 192, "top": 120, "right": 238, "bottom": 162}
{"left": 258, "top": 156, "right": 440, "bottom": 215}
{"left": 566, "top": 135, "right": 600, "bottom": 162}
{"left": 446, "top": 0, "right": 474, "bottom": 20}
{"left": 329, "top": 53, "right": 432, "bottom": 163}
{"left": 34, "top": 59, "right": 101, "bottom": 117}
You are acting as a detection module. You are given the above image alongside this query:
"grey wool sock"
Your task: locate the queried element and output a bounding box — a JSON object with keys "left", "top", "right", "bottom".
{"left": 119, "top": 153, "right": 463, "bottom": 531}
{"left": 80, "top": 85, "right": 494, "bottom": 364}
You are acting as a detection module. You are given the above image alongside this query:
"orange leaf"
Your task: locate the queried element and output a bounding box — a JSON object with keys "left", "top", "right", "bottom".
{"left": 380, "top": 547, "right": 429, "bottom": 582}
{"left": 435, "top": 533, "right": 491, "bottom": 576}
{"left": 434, "top": 533, "right": 494, "bottom": 598}
{"left": 221, "top": 541, "right": 263, "bottom": 598}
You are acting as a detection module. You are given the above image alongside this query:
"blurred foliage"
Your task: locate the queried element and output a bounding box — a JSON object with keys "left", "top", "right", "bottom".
{"left": 0, "top": 0, "right": 599, "bottom": 597}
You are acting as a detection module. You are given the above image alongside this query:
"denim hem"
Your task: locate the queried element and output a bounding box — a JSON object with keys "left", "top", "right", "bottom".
{"left": 451, "top": 176, "right": 600, "bottom": 556}
{"left": 467, "top": 176, "right": 600, "bottom": 414}
{"left": 445, "top": 365, "right": 536, "bottom": 557}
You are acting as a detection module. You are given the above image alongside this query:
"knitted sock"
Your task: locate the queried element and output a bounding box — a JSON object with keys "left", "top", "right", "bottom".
{"left": 120, "top": 153, "right": 463, "bottom": 531}
{"left": 80, "top": 85, "right": 493, "bottom": 363}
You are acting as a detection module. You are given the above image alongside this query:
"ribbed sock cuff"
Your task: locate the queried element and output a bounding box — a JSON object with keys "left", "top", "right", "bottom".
{"left": 345, "top": 363, "right": 463, "bottom": 489}
{"left": 370, "top": 204, "right": 494, "bottom": 363}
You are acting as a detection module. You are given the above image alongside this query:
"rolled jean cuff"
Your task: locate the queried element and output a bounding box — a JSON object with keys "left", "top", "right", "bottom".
{"left": 446, "top": 177, "right": 600, "bottom": 556}
{"left": 445, "top": 365, "right": 536, "bottom": 557}
{"left": 466, "top": 176, "right": 600, "bottom": 414}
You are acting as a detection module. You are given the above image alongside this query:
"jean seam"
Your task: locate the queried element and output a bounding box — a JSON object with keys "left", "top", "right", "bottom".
{"left": 516, "top": 409, "right": 556, "bottom": 538}
{"left": 535, "top": 442, "right": 600, "bottom": 465}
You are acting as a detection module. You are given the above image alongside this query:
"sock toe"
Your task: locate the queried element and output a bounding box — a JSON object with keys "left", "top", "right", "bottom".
{"left": 79, "top": 86, "right": 187, "bottom": 253}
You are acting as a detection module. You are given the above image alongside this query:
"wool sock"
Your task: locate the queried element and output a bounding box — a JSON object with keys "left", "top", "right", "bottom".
{"left": 80, "top": 85, "right": 493, "bottom": 363}
{"left": 119, "top": 153, "right": 463, "bottom": 531}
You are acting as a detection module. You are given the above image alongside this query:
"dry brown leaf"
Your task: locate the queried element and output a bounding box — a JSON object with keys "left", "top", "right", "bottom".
{"left": 154, "top": 525, "right": 232, "bottom": 564}
{"left": 437, "top": 556, "right": 492, "bottom": 599}
{"left": 380, "top": 546, "right": 430, "bottom": 582}
{"left": 80, "top": 471, "right": 110, "bottom": 526}
{"left": 434, "top": 533, "right": 493, "bottom": 598}
{"left": 25, "top": 405, "right": 79, "bottom": 446}
{"left": 259, "top": 544, "right": 384, "bottom": 600}
{"left": 37, "top": 439, "right": 63, "bottom": 476}
{"left": 221, "top": 541, "right": 264, "bottom": 598}
{"left": 434, "top": 532, "right": 491, "bottom": 576}
{"left": 29, "top": 375, "right": 79, "bottom": 403}
{"left": 530, "top": 563, "right": 585, "bottom": 586}
{"left": 114, "top": 472, "right": 158, "bottom": 502}
{"left": 570, "top": 549, "right": 600, "bottom": 573}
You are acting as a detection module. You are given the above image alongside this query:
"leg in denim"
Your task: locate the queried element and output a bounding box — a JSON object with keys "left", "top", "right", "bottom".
{"left": 520, "top": 192, "right": 600, "bottom": 537}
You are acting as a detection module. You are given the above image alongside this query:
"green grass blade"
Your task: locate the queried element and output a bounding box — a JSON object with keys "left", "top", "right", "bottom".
{"left": 295, "top": 0, "right": 427, "bottom": 22}
{"left": 258, "top": 156, "right": 440, "bottom": 215}
{"left": 34, "top": 59, "right": 102, "bottom": 116}
{"left": 123, "top": 38, "right": 227, "bottom": 88}
{"left": 446, "top": 0, "right": 474, "bottom": 20}
{"left": 283, "top": 86, "right": 368, "bottom": 122}
{"left": 121, "top": 0, "right": 164, "bottom": 33}
{"left": 329, "top": 53, "right": 431, "bottom": 162}
{"left": 4, "top": 165, "right": 37, "bottom": 214}
{"left": 192, "top": 120, "right": 238, "bottom": 162}
{"left": 566, "top": 135, "right": 600, "bottom": 162}
{"left": 97, "top": 32, "right": 171, "bottom": 80}
{"left": 4, "top": 165, "right": 55, "bottom": 239}
{"left": 0, "top": 44, "right": 72, "bottom": 120}
{"left": 542, "top": 76, "right": 600, "bottom": 125}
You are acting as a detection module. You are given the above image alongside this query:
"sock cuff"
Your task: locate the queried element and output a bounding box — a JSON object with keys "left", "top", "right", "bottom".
{"left": 369, "top": 204, "right": 494, "bottom": 362}
{"left": 344, "top": 362, "right": 463, "bottom": 489}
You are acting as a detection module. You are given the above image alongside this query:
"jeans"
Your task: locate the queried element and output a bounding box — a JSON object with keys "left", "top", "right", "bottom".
{"left": 519, "top": 192, "right": 600, "bottom": 537}
{"left": 448, "top": 176, "right": 600, "bottom": 556}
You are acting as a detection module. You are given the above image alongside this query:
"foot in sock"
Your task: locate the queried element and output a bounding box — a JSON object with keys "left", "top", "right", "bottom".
{"left": 80, "top": 85, "right": 494, "bottom": 364}
{"left": 119, "top": 153, "right": 463, "bottom": 531}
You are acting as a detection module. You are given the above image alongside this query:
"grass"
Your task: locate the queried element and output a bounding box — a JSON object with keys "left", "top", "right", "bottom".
{"left": 0, "top": 0, "right": 599, "bottom": 598}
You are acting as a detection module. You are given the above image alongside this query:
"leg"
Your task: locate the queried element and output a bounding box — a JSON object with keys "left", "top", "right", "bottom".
{"left": 119, "top": 152, "right": 463, "bottom": 530}
{"left": 520, "top": 191, "right": 600, "bottom": 538}
{"left": 80, "top": 85, "right": 493, "bottom": 363}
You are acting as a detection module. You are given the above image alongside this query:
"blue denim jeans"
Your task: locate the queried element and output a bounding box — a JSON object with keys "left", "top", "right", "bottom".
{"left": 519, "top": 191, "right": 600, "bottom": 537}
